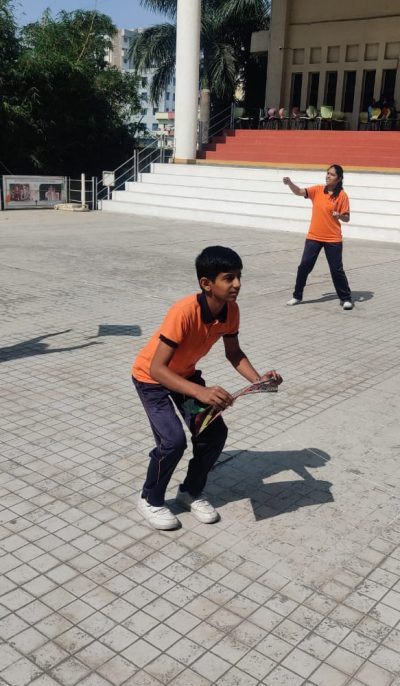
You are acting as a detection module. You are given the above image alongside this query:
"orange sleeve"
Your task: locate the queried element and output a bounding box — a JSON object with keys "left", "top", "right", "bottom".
{"left": 159, "top": 305, "right": 190, "bottom": 347}
{"left": 306, "top": 185, "right": 319, "bottom": 201}
{"left": 337, "top": 191, "right": 350, "bottom": 215}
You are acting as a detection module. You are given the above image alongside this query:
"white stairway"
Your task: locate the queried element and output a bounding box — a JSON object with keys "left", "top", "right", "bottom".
{"left": 101, "top": 163, "right": 400, "bottom": 243}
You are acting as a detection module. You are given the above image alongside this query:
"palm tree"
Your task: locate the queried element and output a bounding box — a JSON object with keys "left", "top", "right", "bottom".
{"left": 130, "top": 0, "right": 270, "bottom": 106}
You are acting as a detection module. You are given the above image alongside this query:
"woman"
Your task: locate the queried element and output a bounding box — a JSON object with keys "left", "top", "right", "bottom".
{"left": 283, "top": 165, "right": 353, "bottom": 310}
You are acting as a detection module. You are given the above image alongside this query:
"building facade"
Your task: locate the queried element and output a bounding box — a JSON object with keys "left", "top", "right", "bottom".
{"left": 251, "top": 0, "right": 400, "bottom": 129}
{"left": 106, "top": 28, "right": 176, "bottom": 133}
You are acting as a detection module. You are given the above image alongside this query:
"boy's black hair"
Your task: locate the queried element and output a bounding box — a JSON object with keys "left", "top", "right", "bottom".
{"left": 195, "top": 245, "right": 243, "bottom": 282}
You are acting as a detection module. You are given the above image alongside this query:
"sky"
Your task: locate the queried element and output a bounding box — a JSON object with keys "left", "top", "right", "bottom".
{"left": 14, "top": 0, "right": 169, "bottom": 28}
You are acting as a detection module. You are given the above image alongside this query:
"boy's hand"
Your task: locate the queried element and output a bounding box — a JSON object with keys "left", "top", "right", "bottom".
{"left": 195, "top": 386, "right": 234, "bottom": 410}
{"left": 260, "top": 370, "right": 283, "bottom": 385}
{"left": 282, "top": 177, "right": 291, "bottom": 185}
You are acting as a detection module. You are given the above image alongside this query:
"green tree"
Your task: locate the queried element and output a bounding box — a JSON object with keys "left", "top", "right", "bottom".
{"left": 1, "top": 8, "right": 141, "bottom": 176}
{"left": 0, "top": 0, "right": 23, "bottom": 173}
{"left": 130, "top": 0, "right": 270, "bottom": 107}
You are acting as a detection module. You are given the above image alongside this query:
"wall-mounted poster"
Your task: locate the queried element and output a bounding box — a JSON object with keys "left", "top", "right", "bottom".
{"left": 2, "top": 176, "right": 67, "bottom": 209}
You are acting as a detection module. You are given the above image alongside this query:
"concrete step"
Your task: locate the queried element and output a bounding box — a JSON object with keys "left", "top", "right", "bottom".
{"left": 132, "top": 175, "right": 400, "bottom": 205}
{"left": 125, "top": 181, "right": 400, "bottom": 215}
{"left": 102, "top": 161, "right": 400, "bottom": 244}
{"left": 101, "top": 197, "right": 400, "bottom": 243}
{"left": 150, "top": 163, "right": 400, "bottom": 188}
{"left": 111, "top": 188, "right": 399, "bottom": 230}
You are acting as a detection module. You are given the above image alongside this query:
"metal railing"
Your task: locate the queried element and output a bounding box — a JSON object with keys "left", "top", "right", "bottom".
{"left": 67, "top": 175, "right": 97, "bottom": 209}
{"left": 197, "top": 103, "right": 234, "bottom": 150}
{"left": 96, "top": 135, "right": 173, "bottom": 207}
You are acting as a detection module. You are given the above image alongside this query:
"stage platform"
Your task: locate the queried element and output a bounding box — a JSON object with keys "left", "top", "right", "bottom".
{"left": 197, "top": 130, "right": 400, "bottom": 173}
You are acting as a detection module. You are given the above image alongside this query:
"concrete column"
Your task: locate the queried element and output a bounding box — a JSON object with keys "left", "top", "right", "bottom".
{"left": 265, "top": 0, "right": 289, "bottom": 108}
{"left": 174, "top": 0, "right": 201, "bottom": 163}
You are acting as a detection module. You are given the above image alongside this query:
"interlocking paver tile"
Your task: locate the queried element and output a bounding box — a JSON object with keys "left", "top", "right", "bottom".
{"left": 355, "top": 660, "right": 394, "bottom": 686}
{"left": 3, "top": 211, "right": 400, "bottom": 685}
{"left": 1, "top": 656, "right": 42, "bottom": 686}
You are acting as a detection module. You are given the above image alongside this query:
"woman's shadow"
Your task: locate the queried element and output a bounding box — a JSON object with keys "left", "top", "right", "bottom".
{"left": 205, "top": 447, "right": 333, "bottom": 521}
{"left": 302, "top": 290, "right": 374, "bottom": 305}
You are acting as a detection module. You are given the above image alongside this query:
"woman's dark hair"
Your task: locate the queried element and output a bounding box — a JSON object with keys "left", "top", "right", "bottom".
{"left": 325, "top": 164, "right": 344, "bottom": 198}
{"left": 195, "top": 245, "right": 243, "bottom": 281}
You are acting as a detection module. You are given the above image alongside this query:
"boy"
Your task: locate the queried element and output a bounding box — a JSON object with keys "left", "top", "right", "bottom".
{"left": 132, "top": 246, "right": 282, "bottom": 530}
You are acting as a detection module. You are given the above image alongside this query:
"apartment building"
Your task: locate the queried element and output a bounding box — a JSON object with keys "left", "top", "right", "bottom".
{"left": 106, "top": 28, "right": 176, "bottom": 133}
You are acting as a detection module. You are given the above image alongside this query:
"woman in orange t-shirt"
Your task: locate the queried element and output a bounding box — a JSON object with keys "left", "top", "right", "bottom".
{"left": 283, "top": 164, "right": 353, "bottom": 310}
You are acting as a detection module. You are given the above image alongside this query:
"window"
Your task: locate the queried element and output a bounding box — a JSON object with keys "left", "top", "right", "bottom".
{"left": 346, "top": 45, "right": 358, "bottom": 62}
{"left": 307, "top": 72, "right": 319, "bottom": 107}
{"left": 310, "top": 47, "right": 321, "bottom": 64}
{"left": 385, "top": 42, "right": 400, "bottom": 59}
{"left": 361, "top": 70, "right": 375, "bottom": 110}
{"left": 327, "top": 46, "right": 340, "bottom": 63}
{"left": 141, "top": 108, "right": 148, "bottom": 115}
{"left": 292, "top": 49, "right": 304, "bottom": 65}
{"left": 381, "top": 69, "right": 397, "bottom": 102}
{"left": 140, "top": 92, "right": 148, "bottom": 100}
{"left": 324, "top": 71, "right": 337, "bottom": 107}
{"left": 173, "top": 93, "right": 175, "bottom": 101}
{"left": 290, "top": 73, "right": 303, "bottom": 108}
{"left": 153, "top": 107, "right": 158, "bottom": 115}
{"left": 152, "top": 123, "right": 158, "bottom": 131}
{"left": 166, "top": 92, "right": 170, "bottom": 100}
{"left": 342, "top": 71, "right": 356, "bottom": 112}
{"left": 141, "top": 77, "right": 148, "bottom": 87}
{"left": 365, "top": 43, "right": 378, "bottom": 61}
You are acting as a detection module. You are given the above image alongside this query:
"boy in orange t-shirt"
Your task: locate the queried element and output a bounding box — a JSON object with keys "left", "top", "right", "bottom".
{"left": 132, "top": 246, "right": 282, "bottom": 530}
{"left": 283, "top": 164, "right": 353, "bottom": 310}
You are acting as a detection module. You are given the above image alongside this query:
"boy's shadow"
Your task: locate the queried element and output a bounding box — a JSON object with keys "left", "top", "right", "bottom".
{"left": 0, "top": 330, "right": 100, "bottom": 363}
{"left": 204, "top": 448, "right": 333, "bottom": 520}
{"left": 302, "top": 290, "right": 374, "bottom": 305}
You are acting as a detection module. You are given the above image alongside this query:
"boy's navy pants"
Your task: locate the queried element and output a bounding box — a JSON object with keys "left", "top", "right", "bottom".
{"left": 133, "top": 372, "right": 228, "bottom": 507}
{"left": 293, "top": 239, "right": 352, "bottom": 302}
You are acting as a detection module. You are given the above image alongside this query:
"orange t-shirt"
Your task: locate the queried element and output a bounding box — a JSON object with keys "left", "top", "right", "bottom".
{"left": 132, "top": 293, "right": 240, "bottom": 384}
{"left": 306, "top": 185, "right": 350, "bottom": 242}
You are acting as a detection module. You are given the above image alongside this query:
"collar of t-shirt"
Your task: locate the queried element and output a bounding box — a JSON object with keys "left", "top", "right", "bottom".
{"left": 197, "top": 292, "right": 228, "bottom": 324}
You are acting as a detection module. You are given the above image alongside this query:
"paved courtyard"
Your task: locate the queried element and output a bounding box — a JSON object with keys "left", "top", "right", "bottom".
{"left": 1, "top": 208, "right": 400, "bottom": 686}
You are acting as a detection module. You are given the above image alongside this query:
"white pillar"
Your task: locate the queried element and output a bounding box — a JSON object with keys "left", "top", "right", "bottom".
{"left": 174, "top": 0, "right": 201, "bottom": 162}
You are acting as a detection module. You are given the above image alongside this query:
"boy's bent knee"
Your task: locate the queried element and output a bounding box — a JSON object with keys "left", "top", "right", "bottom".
{"left": 162, "top": 429, "right": 187, "bottom": 458}
{"left": 198, "top": 417, "right": 228, "bottom": 448}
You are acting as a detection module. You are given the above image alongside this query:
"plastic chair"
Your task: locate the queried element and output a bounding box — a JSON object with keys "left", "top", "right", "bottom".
{"left": 317, "top": 105, "right": 333, "bottom": 129}
{"left": 278, "top": 107, "right": 290, "bottom": 129}
{"left": 299, "top": 105, "right": 318, "bottom": 129}
{"left": 266, "top": 107, "right": 278, "bottom": 129}
{"left": 291, "top": 107, "right": 305, "bottom": 129}
{"left": 368, "top": 107, "right": 382, "bottom": 130}
{"left": 258, "top": 108, "right": 267, "bottom": 129}
{"left": 332, "top": 111, "right": 346, "bottom": 129}
{"left": 358, "top": 112, "right": 368, "bottom": 130}
{"left": 234, "top": 107, "right": 253, "bottom": 129}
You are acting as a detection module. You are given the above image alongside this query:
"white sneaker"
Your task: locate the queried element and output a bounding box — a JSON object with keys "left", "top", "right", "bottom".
{"left": 342, "top": 301, "right": 353, "bottom": 310}
{"left": 176, "top": 488, "right": 220, "bottom": 524}
{"left": 137, "top": 495, "right": 180, "bottom": 530}
{"left": 286, "top": 297, "right": 301, "bottom": 306}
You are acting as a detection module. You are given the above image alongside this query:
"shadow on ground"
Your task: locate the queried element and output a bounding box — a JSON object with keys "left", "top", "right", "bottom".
{"left": 0, "top": 330, "right": 100, "bottom": 363}
{"left": 301, "top": 290, "right": 374, "bottom": 305}
{"left": 95, "top": 324, "right": 142, "bottom": 337}
{"left": 204, "top": 447, "right": 333, "bottom": 520}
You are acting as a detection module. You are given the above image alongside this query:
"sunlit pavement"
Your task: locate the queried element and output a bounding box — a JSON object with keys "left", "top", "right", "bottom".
{"left": 1, "top": 208, "right": 400, "bottom": 686}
